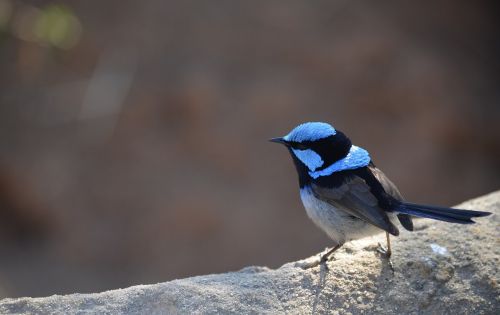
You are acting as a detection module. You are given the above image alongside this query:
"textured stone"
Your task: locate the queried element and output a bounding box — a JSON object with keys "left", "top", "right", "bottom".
{"left": 0, "top": 191, "right": 498, "bottom": 315}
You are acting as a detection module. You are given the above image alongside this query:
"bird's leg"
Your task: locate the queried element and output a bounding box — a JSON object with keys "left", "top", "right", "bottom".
{"left": 377, "top": 232, "right": 392, "bottom": 257}
{"left": 386, "top": 232, "right": 392, "bottom": 257}
{"left": 319, "top": 244, "right": 342, "bottom": 264}
{"left": 377, "top": 232, "right": 394, "bottom": 271}
{"left": 297, "top": 244, "right": 343, "bottom": 269}
{"left": 382, "top": 232, "right": 392, "bottom": 257}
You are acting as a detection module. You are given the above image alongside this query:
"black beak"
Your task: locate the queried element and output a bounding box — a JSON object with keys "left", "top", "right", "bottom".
{"left": 269, "top": 137, "right": 287, "bottom": 145}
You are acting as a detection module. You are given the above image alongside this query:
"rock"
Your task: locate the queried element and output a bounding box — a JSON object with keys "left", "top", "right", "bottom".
{"left": 1, "top": 191, "right": 498, "bottom": 314}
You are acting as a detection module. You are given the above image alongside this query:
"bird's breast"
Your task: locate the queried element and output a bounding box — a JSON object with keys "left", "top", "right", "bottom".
{"left": 299, "top": 186, "right": 383, "bottom": 244}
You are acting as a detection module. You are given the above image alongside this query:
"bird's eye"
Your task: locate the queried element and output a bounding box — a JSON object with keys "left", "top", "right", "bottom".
{"left": 293, "top": 143, "right": 308, "bottom": 150}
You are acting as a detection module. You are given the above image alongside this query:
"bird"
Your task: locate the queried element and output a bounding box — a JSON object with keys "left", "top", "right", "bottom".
{"left": 270, "top": 122, "right": 491, "bottom": 267}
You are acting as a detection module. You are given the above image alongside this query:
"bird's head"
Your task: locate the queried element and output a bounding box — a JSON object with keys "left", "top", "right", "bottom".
{"left": 270, "top": 122, "right": 353, "bottom": 174}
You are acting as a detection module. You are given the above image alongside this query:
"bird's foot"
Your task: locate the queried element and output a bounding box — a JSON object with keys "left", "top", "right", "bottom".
{"left": 296, "top": 249, "right": 336, "bottom": 270}
{"left": 294, "top": 260, "right": 320, "bottom": 269}
{"left": 320, "top": 251, "right": 334, "bottom": 262}
{"left": 297, "top": 259, "right": 323, "bottom": 270}
{"left": 377, "top": 242, "right": 391, "bottom": 257}
{"left": 377, "top": 243, "right": 394, "bottom": 272}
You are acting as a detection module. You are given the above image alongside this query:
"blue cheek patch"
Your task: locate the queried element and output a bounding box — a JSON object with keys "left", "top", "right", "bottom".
{"left": 308, "top": 145, "right": 370, "bottom": 179}
{"left": 292, "top": 149, "right": 324, "bottom": 171}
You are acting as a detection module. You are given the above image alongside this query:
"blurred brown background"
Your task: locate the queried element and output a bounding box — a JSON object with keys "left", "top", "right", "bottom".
{"left": 0, "top": 0, "right": 499, "bottom": 298}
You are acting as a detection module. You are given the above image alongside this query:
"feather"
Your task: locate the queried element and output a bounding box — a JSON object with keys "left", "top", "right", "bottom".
{"left": 310, "top": 175, "right": 400, "bottom": 236}
{"left": 397, "top": 203, "right": 491, "bottom": 224}
{"left": 368, "top": 165, "right": 414, "bottom": 231}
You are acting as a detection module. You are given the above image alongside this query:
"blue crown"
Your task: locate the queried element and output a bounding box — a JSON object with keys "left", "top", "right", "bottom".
{"left": 283, "top": 122, "right": 336, "bottom": 143}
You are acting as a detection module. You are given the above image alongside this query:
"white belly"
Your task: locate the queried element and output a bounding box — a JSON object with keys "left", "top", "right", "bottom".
{"left": 299, "top": 186, "right": 386, "bottom": 245}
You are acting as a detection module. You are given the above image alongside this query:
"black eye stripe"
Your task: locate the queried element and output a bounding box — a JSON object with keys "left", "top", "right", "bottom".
{"left": 289, "top": 135, "right": 336, "bottom": 150}
{"left": 291, "top": 143, "right": 308, "bottom": 150}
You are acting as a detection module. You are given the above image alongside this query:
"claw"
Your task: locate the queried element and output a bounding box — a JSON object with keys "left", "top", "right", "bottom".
{"left": 299, "top": 245, "right": 342, "bottom": 270}
{"left": 296, "top": 259, "right": 321, "bottom": 269}
{"left": 377, "top": 242, "right": 390, "bottom": 256}
{"left": 377, "top": 242, "right": 394, "bottom": 272}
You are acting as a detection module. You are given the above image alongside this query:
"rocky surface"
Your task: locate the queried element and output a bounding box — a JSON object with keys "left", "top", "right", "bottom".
{"left": 1, "top": 191, "right": 498, "bottom": 314}
{"left": 2, "top": 1, "right": 499, "bottom": 296}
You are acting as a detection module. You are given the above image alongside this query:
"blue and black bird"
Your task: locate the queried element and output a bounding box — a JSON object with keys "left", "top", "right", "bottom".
{"left": 271, "top": 122, "right": 491, "bottom": 266}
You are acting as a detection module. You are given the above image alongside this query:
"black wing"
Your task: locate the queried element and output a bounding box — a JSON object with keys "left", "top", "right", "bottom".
{"left": 369, "top": 165, "right": 414, "bottom": 231}
{"left": 310, "top": 173, "right": 400, "bottom": 236}
{"left": 369, "top": 165, "right": 404, "bottom": 200}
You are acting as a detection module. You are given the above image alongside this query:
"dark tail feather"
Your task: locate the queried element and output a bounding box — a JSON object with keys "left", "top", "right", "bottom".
{"left": 397, "top": 202, "right": 491, "bottom": 224}
{"left": 397, "top": 213, "right": 414, "bottom": 231}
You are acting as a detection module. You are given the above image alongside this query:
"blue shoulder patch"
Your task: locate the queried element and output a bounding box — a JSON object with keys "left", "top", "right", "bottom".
{"left": 283, "top": 122, "right": 336, "bottom": 143}
{"left": 309, "top": 145, "right": 370, "bottom": 179}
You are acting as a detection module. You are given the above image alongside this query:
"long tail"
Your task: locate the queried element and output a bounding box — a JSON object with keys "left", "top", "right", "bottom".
{"left": 396, "top": 202, "right": 491, "bottom": 224}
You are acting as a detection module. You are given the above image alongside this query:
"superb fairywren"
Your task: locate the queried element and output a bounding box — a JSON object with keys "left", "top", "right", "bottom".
{"left": 271, "top": 122, "right": 491, "bottom": 266}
